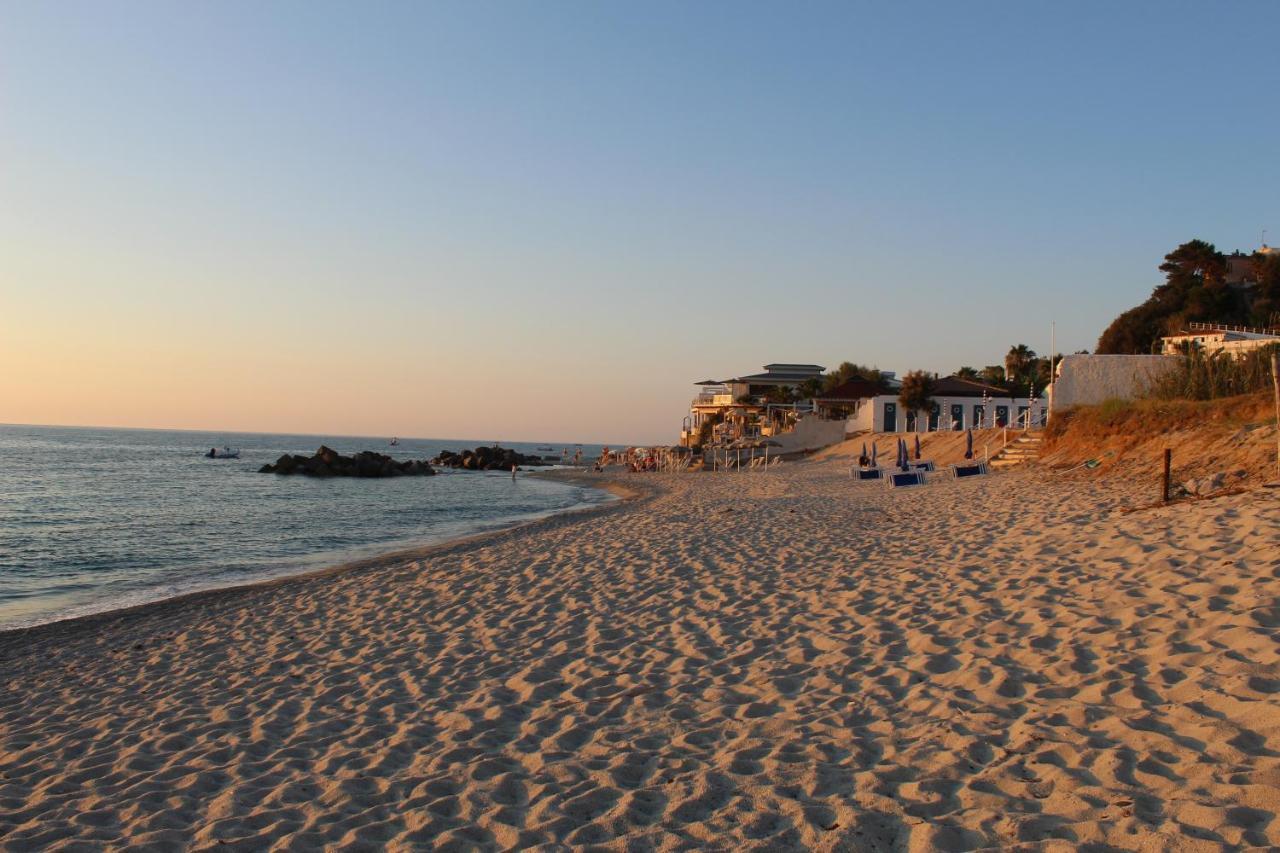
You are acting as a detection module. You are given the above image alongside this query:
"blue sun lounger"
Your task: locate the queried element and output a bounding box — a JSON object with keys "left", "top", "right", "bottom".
{"left": 887, "top": 470, "right": 927, "bottom": 488}
{"left": 852, "top": 466, "right": 883, "bottom": 481}
{"left": 951, "top": 461, "right": 988, "bottom": 479}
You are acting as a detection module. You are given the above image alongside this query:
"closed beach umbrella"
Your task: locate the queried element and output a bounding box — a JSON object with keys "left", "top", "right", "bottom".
{"left": 914, "top": 434, "right": 921, "bottom": 460}
{"left": 861, "top": 442, "right": 868, "bottom": 461}
{"left": 964, "top": 429, "right": 974, "bottom": 460}
{"left": 898, "top": 438, "right": 909, "bottom": 471}
{"left": 871, "top": 443, "right": 878, "bottom": 466}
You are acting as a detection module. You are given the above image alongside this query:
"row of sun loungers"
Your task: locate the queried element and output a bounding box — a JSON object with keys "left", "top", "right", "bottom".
{"left": 851, "top": 460, "right": 989, "bottom": 488}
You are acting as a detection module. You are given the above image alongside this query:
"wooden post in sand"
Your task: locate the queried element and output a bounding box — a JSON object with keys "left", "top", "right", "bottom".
{"left": 1162, "top": 449, "right": 1172, "bottom": 503}
{"left": 1272, "top": 353, "right": 1280, "bottom": 480}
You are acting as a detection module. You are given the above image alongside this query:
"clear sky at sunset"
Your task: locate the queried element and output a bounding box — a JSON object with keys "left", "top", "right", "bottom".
{"left": 3, "top": 2, "right": 1278, "bottom": 444}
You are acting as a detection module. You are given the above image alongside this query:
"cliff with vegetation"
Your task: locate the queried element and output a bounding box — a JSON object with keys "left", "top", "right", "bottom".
{"left": 1097, "top": 239, "right": 1280, "bottom": 354}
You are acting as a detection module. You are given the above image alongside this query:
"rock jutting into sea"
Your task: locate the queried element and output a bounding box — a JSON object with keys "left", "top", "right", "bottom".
{"left": 430, "top": 446, "right": 550, "bottom": 471}
{"left": 258, "top": 446, "right": 436, "bottom": 477}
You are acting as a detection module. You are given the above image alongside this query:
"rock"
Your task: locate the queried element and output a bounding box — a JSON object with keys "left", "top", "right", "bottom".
{"left": 1182, "top": 472, "right": 1227, "bottom": 496}
{"left": 430, "top": 445, "right": 551, "bottom": 471}
{"left": 258, "top": 447, "right": 435, "bottom": 477}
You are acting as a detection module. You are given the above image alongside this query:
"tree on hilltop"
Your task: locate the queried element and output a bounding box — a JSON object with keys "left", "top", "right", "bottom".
{"left": 1096, "top": 239, "right": 1254, "bottom": 354}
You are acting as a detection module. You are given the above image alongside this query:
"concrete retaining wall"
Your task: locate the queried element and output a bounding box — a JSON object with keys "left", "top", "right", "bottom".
{"left": 773, "top": 416, "right": 847, "bottom": 454}
{"left": 1050, "top": 354, "right": 1180, "bottom": 409}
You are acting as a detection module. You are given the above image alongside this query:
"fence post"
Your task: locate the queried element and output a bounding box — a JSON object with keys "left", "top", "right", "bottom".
{"left": 1272, "top": 353, "right": 1280, "bottom": 481}
{"left": 1162, "top": 448, "right": 1172, "bottom": 503}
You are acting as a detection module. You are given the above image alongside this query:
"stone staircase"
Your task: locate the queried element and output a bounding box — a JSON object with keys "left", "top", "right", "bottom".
{"left": 989, "top": 432, "right": 1043, "bottom": 469}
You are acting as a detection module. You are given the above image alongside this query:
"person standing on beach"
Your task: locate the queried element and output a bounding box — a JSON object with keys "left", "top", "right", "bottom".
{"left": 511, "top": 463, "right": 517, "bottom": 481}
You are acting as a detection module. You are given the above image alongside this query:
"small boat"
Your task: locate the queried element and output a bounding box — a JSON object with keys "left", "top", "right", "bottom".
{"left": 389, "top": 437, "right": 400, "bottom": 446}
{"left": 205, "top": 446, "right": 240, "bottom": 459}
{"left": 536, "top": 446, "right": 554, "bottom": 452}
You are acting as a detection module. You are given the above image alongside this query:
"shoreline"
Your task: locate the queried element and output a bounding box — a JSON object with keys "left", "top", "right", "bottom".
{"left": 0, "top": 473, "right": 646, "bottom": 649}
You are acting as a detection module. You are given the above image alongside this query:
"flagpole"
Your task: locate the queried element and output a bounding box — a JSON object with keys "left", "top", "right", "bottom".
{"left": 1049, "top": 321, "right": 1056, "bottom": 422}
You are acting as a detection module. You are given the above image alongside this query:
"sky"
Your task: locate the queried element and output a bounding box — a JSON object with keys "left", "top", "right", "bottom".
{"left": 2, "top": 2, "right": 1277, "bottom": 445}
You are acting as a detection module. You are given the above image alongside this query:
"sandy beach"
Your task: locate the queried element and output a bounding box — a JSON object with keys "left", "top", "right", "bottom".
{"left": 3, "top": 455, "right": 1280, "bottom": 851}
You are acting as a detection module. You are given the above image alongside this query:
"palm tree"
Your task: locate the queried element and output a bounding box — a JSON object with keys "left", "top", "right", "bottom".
{"left": 955, "top": 366, "right": 979, "bottom": 380}
{"left": 797, "top": 377, "right": 825, "bottom": 399}
{"left": 1005, "top": 344, "right": 1036, "bottom": 383}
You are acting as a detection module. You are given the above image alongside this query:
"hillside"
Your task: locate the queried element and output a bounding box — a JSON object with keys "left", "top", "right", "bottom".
{"left": 1096, "top": 240, "right": 1280, "bottom": 354}
{"left": 1041, "top": 393, "right": 1279, "bottom": 494}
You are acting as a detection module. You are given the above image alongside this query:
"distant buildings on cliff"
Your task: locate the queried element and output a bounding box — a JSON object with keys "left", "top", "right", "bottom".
{"left": 1159, "top": 321, "right": 1280, "bottom": 357}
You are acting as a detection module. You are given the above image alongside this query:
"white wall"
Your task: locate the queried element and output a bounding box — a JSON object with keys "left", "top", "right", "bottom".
{"left": 772, "top": 415, "right": 847, "bottom": 454}
{"left": 1050, "top": 354, "right": 1180, "bottom": 409}
{"left": 850, "top": 395, "right": 1046, "bottom": 432}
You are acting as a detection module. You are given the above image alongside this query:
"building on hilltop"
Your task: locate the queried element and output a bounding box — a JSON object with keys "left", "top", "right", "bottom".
{"left": 1160, "top": 321, "right": 1280, "bottom": 357}
{"left": 1225, "top": 243, "right": 1280, "bottom": 286}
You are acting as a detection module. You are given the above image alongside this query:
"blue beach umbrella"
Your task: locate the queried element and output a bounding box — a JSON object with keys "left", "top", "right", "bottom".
{"left": 964, "top": 429, "right": 974, "bottom": 460}
{"left": 898, "top": 438, "right": 909, "bottom": 471}
{"left": 914, "top": 434, "right": 921, "bottom": 460}
{"left": 871, "top": 443, "right": 878, "bottom": 466}
{"left": 861, "top": 442, "right": 868, "bottom": 460}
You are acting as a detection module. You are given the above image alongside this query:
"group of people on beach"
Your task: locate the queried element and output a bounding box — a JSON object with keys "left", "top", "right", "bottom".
{"left": 627, "top": 455, "right": 658, "bottom": 473}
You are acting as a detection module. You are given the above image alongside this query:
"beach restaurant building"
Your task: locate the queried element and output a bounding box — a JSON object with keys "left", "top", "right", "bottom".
{"left": 683, "top": 363, "right": 826, "bottom": 445}
{"left": 817, "top": 375, "right": 1047, "bottom": 433}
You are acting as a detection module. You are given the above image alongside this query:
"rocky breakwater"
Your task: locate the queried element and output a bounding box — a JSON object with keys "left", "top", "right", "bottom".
{"left": 259, "top": 446, "right": 436, "bottom": 477}
{"left": 431, "top": 446, "right": 550, "bottom": 471}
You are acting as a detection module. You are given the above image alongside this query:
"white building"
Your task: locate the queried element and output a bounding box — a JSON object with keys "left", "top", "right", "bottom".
{"left": 682, "top": 363, "right": 827, "bottom": 447}
{"left": 818, "top": 376, "right": 1047, "bottom": 433}
{"left": 1160, "top": 322, "right": 1280, "bottom": 358}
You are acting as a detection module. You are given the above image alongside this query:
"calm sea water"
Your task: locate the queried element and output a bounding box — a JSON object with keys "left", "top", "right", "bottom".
{"left": 0, "top": 425, "right": 613, "bottom": 630}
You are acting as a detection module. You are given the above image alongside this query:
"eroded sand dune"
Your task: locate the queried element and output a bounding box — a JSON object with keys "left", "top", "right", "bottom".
{"left": 2, "top": 461, "right": 1279, "bottom": 850}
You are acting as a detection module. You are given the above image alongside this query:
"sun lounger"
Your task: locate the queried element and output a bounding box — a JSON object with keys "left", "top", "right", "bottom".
{"left": 852, "top": 466, "right": 883, "bottom": 481}
{"left": 909, "top": 460, "right": 935, "bottom": 472}
{"left": 951, "top": 461, "right": 988, "bottom": 478}
{"left": 887, "top": 470, "right": 927, "bottom": 488}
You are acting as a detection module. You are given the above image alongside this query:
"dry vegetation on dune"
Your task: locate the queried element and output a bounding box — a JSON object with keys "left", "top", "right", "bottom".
{"left": 1042, "top": 393, "right": 1279, "bottom": 491}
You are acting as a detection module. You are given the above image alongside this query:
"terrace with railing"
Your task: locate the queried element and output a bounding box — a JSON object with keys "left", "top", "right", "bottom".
{"left": 691, "top": 391, "right": 736, "bottom": 407}
{"left": 1184, "top": 320, "right": 1280, "bottom": 336}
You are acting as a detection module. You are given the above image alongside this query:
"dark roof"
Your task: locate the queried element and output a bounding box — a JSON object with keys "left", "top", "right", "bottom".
{"left": 816, "top": 378, "right": 884, "bottom": 402}
{"left": 729, "top": 372, "right": 818, "bottom": 384}
{"left": 762, "top": 363, "right": 824, "bottom": 373}
{"left": 931, "top": 376, "right": 1011, "bottom": 398}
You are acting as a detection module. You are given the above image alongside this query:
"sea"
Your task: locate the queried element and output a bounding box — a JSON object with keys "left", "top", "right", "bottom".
{"left": 0, "top": 425, "right": 614, "bottom": 631}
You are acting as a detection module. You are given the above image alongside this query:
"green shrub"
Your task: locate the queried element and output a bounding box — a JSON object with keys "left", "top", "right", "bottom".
{"left": 1146, "top": 344, "right": 1279, "bottom": 401}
